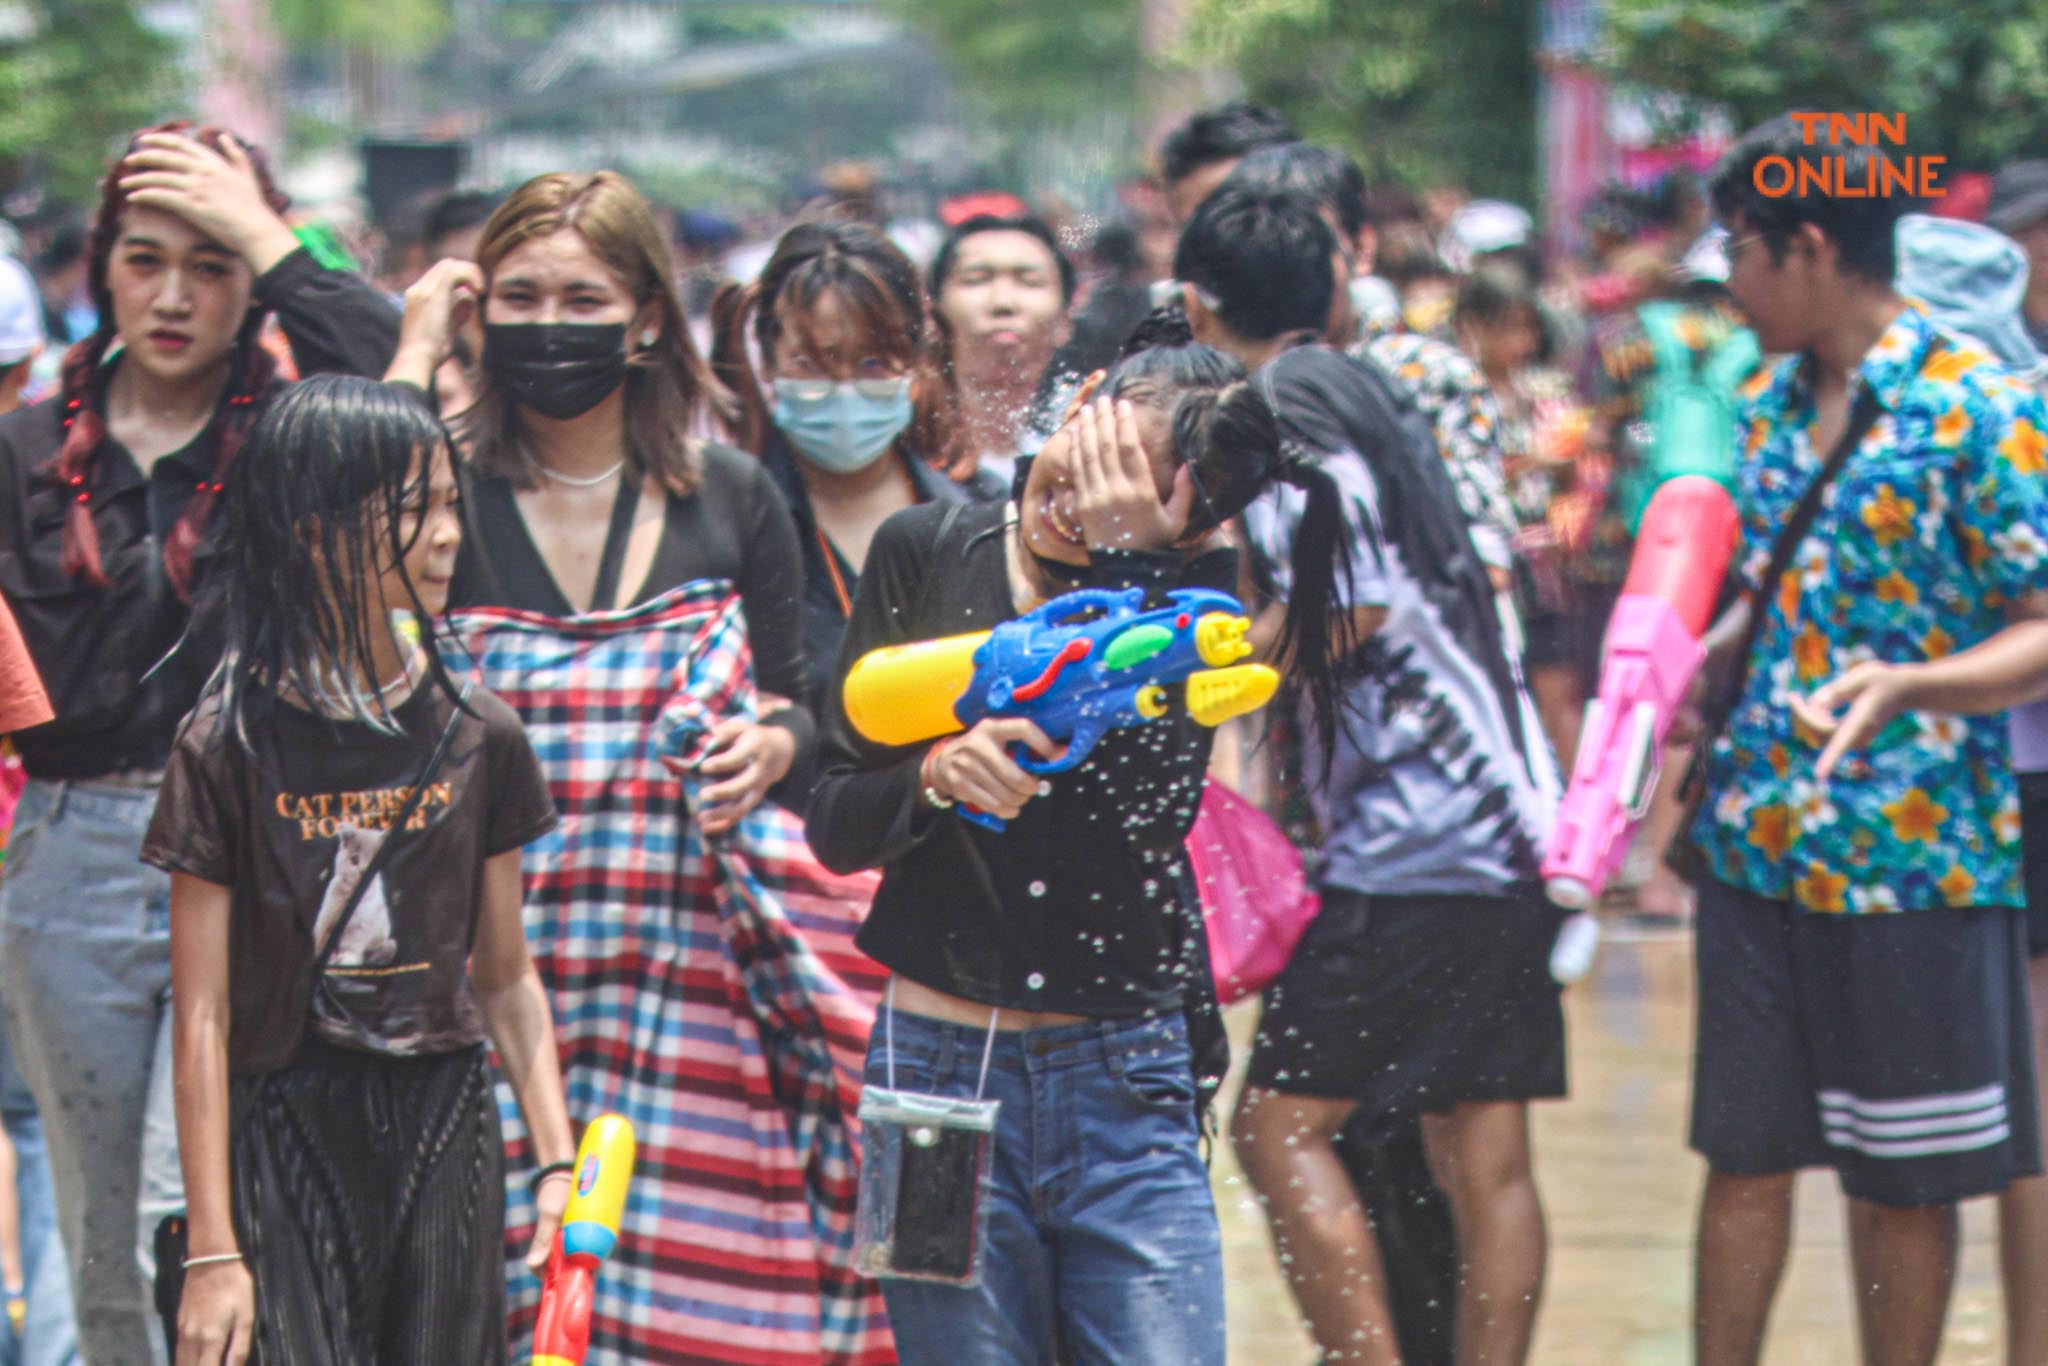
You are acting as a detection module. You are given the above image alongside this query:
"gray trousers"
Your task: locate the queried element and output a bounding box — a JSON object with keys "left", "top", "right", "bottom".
{"left": 0, "top": 780, "right": 182, "bottom": 1366}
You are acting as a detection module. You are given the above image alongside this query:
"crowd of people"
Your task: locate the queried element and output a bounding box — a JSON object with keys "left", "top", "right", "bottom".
{"left": 0, "top": 89, "right": 2039, "bottom": 1366}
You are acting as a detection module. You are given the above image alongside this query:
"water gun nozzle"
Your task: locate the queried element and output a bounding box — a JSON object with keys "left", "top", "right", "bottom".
{"left": 1186, "top": 664, "right": 1280, "bottom": 728}
{"left": 1195, "top": 614, "right": 1254, "bottom": 667}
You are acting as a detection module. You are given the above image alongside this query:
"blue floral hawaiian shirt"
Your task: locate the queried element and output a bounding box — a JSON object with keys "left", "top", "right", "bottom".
{"left": 1691, "top": 305, "right": 2048, "bottom": 913}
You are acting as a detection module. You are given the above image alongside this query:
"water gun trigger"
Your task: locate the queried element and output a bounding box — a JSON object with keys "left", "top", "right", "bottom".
{"left": 1014, "top": 730, "right": 1090, "bottom": 776}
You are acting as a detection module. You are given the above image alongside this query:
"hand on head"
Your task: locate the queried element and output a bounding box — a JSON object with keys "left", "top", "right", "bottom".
{"left": 118, "top": 131, "right": 294, "bottom": 271}
{"left": 1069, "top": 396, "right": 1194, "bottom": 554}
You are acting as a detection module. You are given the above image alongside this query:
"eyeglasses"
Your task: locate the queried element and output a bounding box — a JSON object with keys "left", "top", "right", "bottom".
{"left": 1723, "top": 231, "right": 1769, "bottom": 266}
{"left": 773, "top": 376, "right": 912, "bottom": 403}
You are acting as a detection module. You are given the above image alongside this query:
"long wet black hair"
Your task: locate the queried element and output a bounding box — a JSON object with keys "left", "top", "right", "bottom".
{"left": 204, "top": 374, "right": 468, "bottom": 752}
{"left": 1051, "top": 307, "right": 1360, "bottom": 741}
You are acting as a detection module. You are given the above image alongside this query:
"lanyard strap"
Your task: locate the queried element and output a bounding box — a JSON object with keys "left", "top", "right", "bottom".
{"left": 883, "top": 978, "right": 999, "bottom": 1102}
{"left": 816, "top": 526, "right": 854, "bottom": 618}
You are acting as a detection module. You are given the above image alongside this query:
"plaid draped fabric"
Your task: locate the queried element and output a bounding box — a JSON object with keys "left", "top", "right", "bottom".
{"left": 442, "top": 581, "right": 893, "bottom": 1365}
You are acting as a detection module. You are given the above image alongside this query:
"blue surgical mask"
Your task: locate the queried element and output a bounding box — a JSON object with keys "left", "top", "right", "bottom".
{"left": 772, "top": 378, "right": 913, "bottom": 473}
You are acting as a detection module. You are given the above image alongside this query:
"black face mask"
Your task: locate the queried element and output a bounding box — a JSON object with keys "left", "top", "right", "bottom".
{"left": 483, "top": 322, "right": 630, "bottom": 421}
{"left": 1029, "top": 548, "right": 1092, "bottom": 586}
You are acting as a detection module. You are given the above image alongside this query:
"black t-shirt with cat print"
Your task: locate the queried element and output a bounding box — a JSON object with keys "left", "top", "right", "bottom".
{"left": 142, "top": 679, "right": 558, "bottom": 1076}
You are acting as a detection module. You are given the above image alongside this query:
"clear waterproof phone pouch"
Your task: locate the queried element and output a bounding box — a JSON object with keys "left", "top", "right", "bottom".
{"left": 853, "top": 982, "right": 1001, "bottom": 1287}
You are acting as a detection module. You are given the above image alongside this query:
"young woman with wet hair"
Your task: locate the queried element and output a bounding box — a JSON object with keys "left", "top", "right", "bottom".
{"left": 708, "top": 218, "right": 997, "bottom": 766}
{"left": 0, "top": 121, "right": 397, "bottom": 1363}
{"left": 147, "top": 375, "right": 571, "bottom": 1365}
{"left": 806, "top": 335, "right": 1356, "bottom": 1366}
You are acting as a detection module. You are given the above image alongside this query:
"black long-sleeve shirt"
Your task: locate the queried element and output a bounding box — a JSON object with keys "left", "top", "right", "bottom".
{"left": 805, "top": 499, "right": 1236, "bottom": 1017}
{"left": 0, "top": 248, "right": 400, "bottom": 779}
{"left": 756, "top": 431, "right": 996, "bottom": 800}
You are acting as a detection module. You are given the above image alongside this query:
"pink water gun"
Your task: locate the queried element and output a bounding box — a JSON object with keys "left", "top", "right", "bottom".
{"left": 1542, "top": 475, "right": 1739, "bottom": 909}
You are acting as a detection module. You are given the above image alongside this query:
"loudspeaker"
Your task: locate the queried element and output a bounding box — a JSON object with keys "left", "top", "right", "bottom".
{"left": 360, "top": 140, "right": 466, "bottom": 230}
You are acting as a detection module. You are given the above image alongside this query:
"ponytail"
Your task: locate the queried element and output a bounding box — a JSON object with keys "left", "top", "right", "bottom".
{"left": 1167, "top": 374, "right": 1359, "bottom": 747}
{"left": 1269, "top": 449, "right": 1360, "bottom": 751}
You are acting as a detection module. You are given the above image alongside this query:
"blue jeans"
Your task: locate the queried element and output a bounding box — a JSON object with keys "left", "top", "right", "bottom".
{"left": 0, "top": 1018, "right": 78, "bottom": 1366}
{"left": 864, "top": 1004, "right": 1224, "bottom": 1366}
{"left": 0, "top": 781, "right": 179, "bottom": 1366}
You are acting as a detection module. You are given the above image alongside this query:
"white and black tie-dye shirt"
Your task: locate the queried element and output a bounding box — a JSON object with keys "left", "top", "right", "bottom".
{"left": 1246, "top": 345, "right": 1559, "bottom": 896}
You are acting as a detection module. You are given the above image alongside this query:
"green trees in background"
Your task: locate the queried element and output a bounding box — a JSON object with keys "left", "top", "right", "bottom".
{"left": 20, "top": 0, "right": 2043, "bottom": 226}
{"left": 879, "top": 0, "right": 1142, "bottom": 124}
{"left": 271, "top": 0, "right": 450, "bottom": 57}
{"left": 0, "top": 0, "right": 454, "bottom": 205}
{"left": 1602, "top": 0, "right": 2048, "bottom": 168}
{"left": 888, "top": 0, "right": 1539, "bottom": 199}
{"left": 886, "top": 0, "right": 2048, "bottom": 200}
{"left": 1187, "top": 0, "right": 1538, "bottom": 202}
{"left": 0, "top": 0, "right": 172, "bottom": 202}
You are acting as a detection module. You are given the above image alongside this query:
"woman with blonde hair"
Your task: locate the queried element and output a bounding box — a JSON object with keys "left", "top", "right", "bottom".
{"left": 393, "top": 169, "right": 888, "bottom": 1364}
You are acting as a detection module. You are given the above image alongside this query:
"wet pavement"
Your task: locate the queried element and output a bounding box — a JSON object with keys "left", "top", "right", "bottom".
{"left": 1213, "top": 921, "right": 2007, "bottom": 1364}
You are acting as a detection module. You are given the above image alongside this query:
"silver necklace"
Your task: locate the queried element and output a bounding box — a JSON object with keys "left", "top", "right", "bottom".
{"left": 540, "top": 460, "right": 625, "bottom": 488}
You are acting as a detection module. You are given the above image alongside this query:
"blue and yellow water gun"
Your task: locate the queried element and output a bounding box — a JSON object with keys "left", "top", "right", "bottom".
{"left": 843, "top": 587, "right": 1279, "bottom": 830}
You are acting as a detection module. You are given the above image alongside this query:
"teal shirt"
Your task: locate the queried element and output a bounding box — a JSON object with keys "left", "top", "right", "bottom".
{"left": 1692, "top": 305, "right": 2048, "bottom": 913}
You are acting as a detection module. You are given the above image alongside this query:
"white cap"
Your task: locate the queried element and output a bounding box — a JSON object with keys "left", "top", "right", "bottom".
{"left": 0, "top": 257, "right": 44, "bottom": 366}
{"left": 1440, "top": 200, "right": 1533, "bottom": 273}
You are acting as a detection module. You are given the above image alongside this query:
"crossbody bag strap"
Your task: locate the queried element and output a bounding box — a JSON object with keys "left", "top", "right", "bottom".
{"left": 1682, "top": 342, "right": 1943, "bottom": 794}
{"left": 311, "top": 682, "right": 472, "bottom": 979}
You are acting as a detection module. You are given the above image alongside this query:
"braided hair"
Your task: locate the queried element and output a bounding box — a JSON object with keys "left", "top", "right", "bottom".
{"left": 47, "top": 121, "right": 289, "bottom": 598}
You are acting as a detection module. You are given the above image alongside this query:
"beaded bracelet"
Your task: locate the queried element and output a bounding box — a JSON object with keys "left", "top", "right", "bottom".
{"left": 920, "top": 739, "right": 955, "bottom": 810}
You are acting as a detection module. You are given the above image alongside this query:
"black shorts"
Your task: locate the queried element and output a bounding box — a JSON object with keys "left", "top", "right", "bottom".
{"left": 1520, "top": 606, "right": 1575, "bottom": 670}
{"left": 1691, "top": 878, "right": 2041, "bottom": 1207}
{"left": 1245, "top": 887, "right": 1569, "bottom": 1133}
{"left": 2022, "top": 771, "right": 2048, "bottom": 957}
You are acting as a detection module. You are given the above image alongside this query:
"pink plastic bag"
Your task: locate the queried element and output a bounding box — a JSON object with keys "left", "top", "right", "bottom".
{"left": 1186, "top": 778, "right": 1321, "bottom": 1005}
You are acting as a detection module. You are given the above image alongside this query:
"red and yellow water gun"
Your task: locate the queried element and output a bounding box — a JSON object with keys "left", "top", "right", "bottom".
{"left": 532, "top": 1115, "right": 636, "bottom": 1366}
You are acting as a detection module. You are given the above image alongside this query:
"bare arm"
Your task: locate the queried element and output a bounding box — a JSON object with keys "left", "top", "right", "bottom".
{"left": 384, "top": 260, "right": 484, "bottom": 391}
{"left": 1698, "top": 597, "right": 1754, "bottom": 704}
{"left": 169, "top": 872, "right": 255, "bottom": 1366}
{"left": 470, "top": 849, "right": 576, "bottom": 1270}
